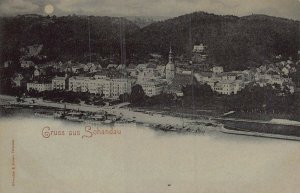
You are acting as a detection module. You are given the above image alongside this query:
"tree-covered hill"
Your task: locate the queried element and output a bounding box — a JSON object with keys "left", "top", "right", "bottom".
{"left": 127, "top": 12, "right": 300, "bottom": 70}
{"left": 0, "top": 14, "right": 139, "bottom": 63}
{"left": 1, "top": 12, "right": 300, "bottom": 70}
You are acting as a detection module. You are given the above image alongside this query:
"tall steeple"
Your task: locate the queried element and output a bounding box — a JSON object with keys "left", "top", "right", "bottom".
{"left": 166, "top": 45, "right": 175, "bottom": 83}
{"left": 168, "top": 45, "right": 174, "bottom": 64}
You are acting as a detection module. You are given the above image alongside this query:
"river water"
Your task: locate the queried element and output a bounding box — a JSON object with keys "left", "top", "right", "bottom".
{"left": 1, "top": 108, "right": 300, "bottom": 193}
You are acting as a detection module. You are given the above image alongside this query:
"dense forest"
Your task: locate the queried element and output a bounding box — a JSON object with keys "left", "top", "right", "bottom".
{"left": 1, "top": 12, "right": 300, "bottom": 70}
{"left": 0, "top": 14, "right": 139, "bottom": 63}
{"left": 129, "top": 12, "right": 300, "bottom": 70}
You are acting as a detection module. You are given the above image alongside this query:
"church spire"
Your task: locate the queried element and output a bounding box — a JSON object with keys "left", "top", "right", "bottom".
{"left": 169, "top": 44, "right": 172, "bottom": 54}
{"left": 168, "top": 45, "right": 174, "bottom": 63}
{"left": 166, "top": 44, "right": 175, "bottom": 84}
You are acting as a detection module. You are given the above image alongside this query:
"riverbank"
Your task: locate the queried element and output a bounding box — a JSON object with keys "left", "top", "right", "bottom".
{"left": 0, "top": 95, "right": 220, "bottom": 133}
{"left": 1, "top": 94, "right": 300, "bottom": 140}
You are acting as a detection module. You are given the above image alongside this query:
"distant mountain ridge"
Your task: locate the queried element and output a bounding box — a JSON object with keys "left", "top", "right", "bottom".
{"left": 125, "top": 16, "right": 169, "bottom": 27}
{"left": 1, "top": 12, "right": 300, "bottom": 70}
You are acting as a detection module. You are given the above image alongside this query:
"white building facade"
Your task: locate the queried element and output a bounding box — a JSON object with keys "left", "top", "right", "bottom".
{"left": 52, "top": 77, "right": 68, "bottom": 90}
{"left": 139, "top": 79, "right": 167, "bottom": 97}
{"left": 27, "top": 82, "right": 52, "bottom": 92}
{"left": 68, "top": 75, "right": 132, "bottom": 99}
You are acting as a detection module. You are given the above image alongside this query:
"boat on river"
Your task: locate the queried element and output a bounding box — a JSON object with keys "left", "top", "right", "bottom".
{"left": 34, "top": 112, "right": 54, "bottom": 119}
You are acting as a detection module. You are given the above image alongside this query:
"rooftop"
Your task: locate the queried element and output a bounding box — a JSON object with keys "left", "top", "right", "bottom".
{"left": 166, "top": 74, "right": 194, "bottom": 92}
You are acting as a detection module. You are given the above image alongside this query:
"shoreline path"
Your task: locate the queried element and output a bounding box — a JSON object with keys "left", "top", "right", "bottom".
{"left": 0, "top": 95, "right": 217, "bottom": 130}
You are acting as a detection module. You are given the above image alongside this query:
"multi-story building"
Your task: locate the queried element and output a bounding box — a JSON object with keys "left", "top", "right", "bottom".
{"left": 139, "top": 79, "right": 167, "bottom": 97}
{"left": 193, "top": 44, "right": 206, "bottom": 53}
{"left": 109, "top": 77, "right": 132, "bottom": 98}
{"left": 68, "top": 74, "right": 132, "bottom": 99}
{"left": 52, "top": 76, "right": 68, "bottom": 90}
{"left": 87, "top": 78, "right": 110, "bottom": 96}
{"left": 27, "top": 82, "right": 52, "bottom": 92}
{"left": 194, "top": 70, "right": 249, "bottom": 95}
{"left": 192, "top": 44, "right": 208, "bottom": 63}
{"left": 137, "top": 64, "right": 162, "bottom": 82}
{"left": 137, "top": 68, "right": 159, "bottom": 82}
{"left": 214, "top": 81, "right": 235, "bottom": 95}
{"left": 69, "top": 76, "right": 91, "bottom": 92}
{"left": 221, "top": 73, "right": 237, "bottom": 81}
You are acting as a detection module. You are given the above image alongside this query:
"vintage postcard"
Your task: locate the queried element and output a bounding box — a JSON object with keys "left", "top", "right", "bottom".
{"left": 1, "top": 0, "right": 300, "bottom": 193}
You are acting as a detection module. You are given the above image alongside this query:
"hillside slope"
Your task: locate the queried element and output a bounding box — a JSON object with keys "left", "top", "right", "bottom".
{"left": 0, "top": 12, "right": 299, "bottom": 70}
{"left": 0, "top": 14, "right": 139, "bottom": 63}
{"left": 128, "top": 12, "right": 300, "bottom": 70}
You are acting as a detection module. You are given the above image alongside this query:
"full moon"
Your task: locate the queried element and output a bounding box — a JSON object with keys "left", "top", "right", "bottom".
{"left": 44, "top": 4, "right": 54, "bottom": 14}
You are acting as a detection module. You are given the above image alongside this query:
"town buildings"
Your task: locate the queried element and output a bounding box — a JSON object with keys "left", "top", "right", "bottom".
{"left": 137, "top": 63, "right": 162, "bottom": 82}
{"left": 165, "top": 73, "right": 193, "bottom": 96}
{"left": 21, "top": 60, "right": 35, "bottom": 68}
{"left": 33, "top": 67, "right": 46, "bottom": 77}
{"left": 27, "top": 82, "right": 52, "bottom": 92}
{"left": 139, "top": 79, "right": 167, "bottom": 97}
{"left": 52, "top": 76, "right": 69, "bottom": 90}
{"left": 192, "top": 44, "right": 208, "bottom": 63}
{"left": 134, "top": 46, "right": 176, "bottom": 96}
{"left": 69, "top": 76, "right": 91, "bottom": 93}
{"left": 84, "top": 63, "right": 97, "bottom": 73}
{"left": 68, "top": 72, "right": 132, "bottom": 99}
{"left": 194, "top": 69, "right": 253, "bottom": 95}
{"left": 213, "top": 80, "right": 245, "bottom": 95}
{"left": 15, "top": 43, "right": 297, "bottom": 99}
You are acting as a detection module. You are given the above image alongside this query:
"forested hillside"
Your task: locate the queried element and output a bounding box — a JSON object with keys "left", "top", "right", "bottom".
{"left": 128, "top": 12, "right": 300, "bottom": 70}
{"left": 0, "top": 14, "right": 139, "bottom": 63}
{"left": 1, "top": 12, "right": 300, "bottom": 70}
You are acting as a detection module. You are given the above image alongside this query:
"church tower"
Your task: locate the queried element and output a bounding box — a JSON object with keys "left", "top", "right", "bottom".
{"left": 166, "top": 46, "right": 175, "bottom": 83}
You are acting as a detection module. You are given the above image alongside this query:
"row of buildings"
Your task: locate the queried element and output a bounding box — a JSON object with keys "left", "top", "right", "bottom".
{"left": 193, "top": 63, "right": 296, "bottom": 95}
{"left": 9, "top": 44, "right": 298, "bottom": 99}
{"left": 24, "top": 46, "right": 176, "bottom": 98}
{"left": 27, "top": 72, "right": 134, "bottom": 99}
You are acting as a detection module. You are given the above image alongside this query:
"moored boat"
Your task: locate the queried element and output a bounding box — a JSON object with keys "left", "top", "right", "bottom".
{"left": 34, "top": 112, "right": 54, "bottom": 119}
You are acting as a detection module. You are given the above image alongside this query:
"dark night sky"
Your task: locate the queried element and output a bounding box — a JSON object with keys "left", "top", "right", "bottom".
{"left": 1, "top": 0, "right": 300, "bottom": 21}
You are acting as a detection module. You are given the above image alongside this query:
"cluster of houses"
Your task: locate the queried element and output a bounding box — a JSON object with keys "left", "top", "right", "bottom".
{"left": 7, "top": 44, "right": 299, "bottom": 99}
{"left": 191, "top": 62, "right": 295, "bottom": 95}
{"left": 25, "top": 72, "right": 134, "bottom": 99}
{"left": 194, "top": 67, "right": 249, "bottom": 95}
{"left": 10, "top": 46, "right": 176, "bottom": 99}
